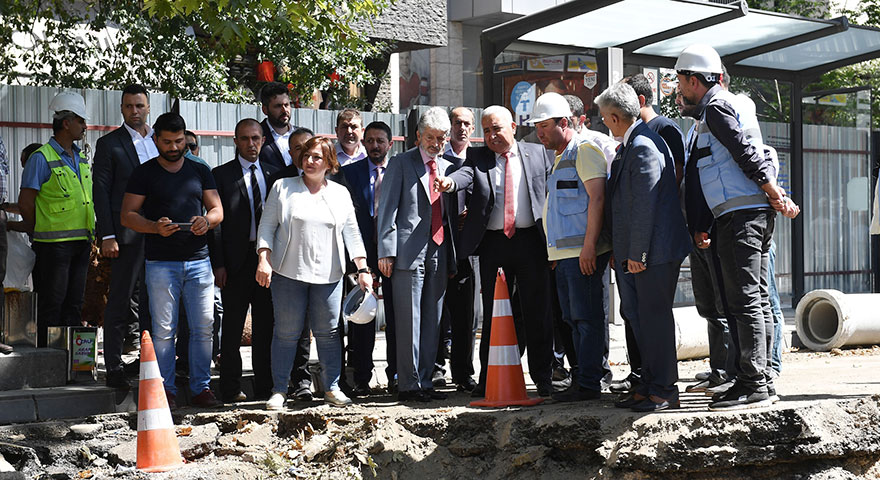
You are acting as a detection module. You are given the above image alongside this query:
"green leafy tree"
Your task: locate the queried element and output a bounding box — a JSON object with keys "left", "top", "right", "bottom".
{"left": 0, "top": 0, "right": 390, "bottom": 104}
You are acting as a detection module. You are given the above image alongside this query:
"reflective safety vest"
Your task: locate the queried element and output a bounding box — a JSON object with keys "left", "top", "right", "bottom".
{"left": 33, "top": 143, "right": 94, "bottom": 243}
{"left": 545, "top": 137, "right": 590, "bottom": 250}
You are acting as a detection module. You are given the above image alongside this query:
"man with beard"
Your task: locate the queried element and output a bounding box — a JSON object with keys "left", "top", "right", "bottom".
{"left": 20, "top": 92, "right": 95, "bottom": 346}
{"left": 93, "top": 84, "right": 158, "bottom": 389}
{"left": 121, "top": 112, "right": 224, "bottom": 409}
{"left": 335, "top": 109, "right": 367, "bottom": 166}
{"left": 259, "top": 82, "right": 297, "bottom": 171}
{"left": 340, "top": 121, "right": 398, "bottom": 396}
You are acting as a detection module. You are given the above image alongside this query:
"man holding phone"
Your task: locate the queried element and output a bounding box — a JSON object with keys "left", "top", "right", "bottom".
{"left": 121, "top": 112, "right": 224, "bottom": 409}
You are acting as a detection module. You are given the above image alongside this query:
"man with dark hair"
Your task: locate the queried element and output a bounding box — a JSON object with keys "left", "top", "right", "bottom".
{"left": 20, "top": 92, "right": 94, "bottom": 347}
{"left": 259, "top": 82, "right": 297, "bottom": 172}
{"left": 335, "top": 108, "right": 366, "bottom": 166}
{"left": 185, "top": 130, "right": 200, "bottom": 157}
{"left": 121, "top": 112, "right": 224, "bottom": 409}
{"left": 93, "top": 83, "right": 158, "bottom": 388}
{"left": 622, "top": 74, "right": 685, "bottom": 186}
{"left": 563, "top": 94, "right": 618, "bottom": 166}
{"left": 340, "top": 121, "right": 398, "bottom": 396}
{"left": 210, "top": 118, "right": 279, "bottom": 403}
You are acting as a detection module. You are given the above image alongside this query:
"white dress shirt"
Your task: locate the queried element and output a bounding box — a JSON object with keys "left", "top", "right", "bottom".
{"left": 444, "top": 141, "right": 468, "bottom": 160}
{"left": 123, "top": 123, "right": 159, "bottom": 164}
{"left": 623, "top": 119, "right": 644, "bottom": 147}
{"left": 486, "top": 143, "right": 535, "bottom": 231}
{"left": 239, "top": 155, "right": 267, "bottom": 241}
{"left": 269, "top": 126, "right": 293, "bottom": 166}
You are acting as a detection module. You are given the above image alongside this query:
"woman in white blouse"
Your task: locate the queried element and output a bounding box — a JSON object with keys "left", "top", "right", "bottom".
{"left": 256, "top": 136, "right": 372, "bottom": 409}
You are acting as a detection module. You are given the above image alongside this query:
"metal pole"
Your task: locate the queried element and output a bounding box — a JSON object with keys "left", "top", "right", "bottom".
{"left": 791, "top": 78, "right": 805, "bottom": 306}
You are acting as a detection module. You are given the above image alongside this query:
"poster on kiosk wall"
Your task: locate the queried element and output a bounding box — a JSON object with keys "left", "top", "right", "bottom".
{"left": 502, "top": 54, "right": 601, "bottom": 126}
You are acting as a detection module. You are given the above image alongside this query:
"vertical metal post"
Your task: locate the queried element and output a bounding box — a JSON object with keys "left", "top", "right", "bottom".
{"left": 791, "top": 79, "right": 805, "bottom": 306}
{"left": 480, "top": 33, "right": 496, "bottom": 108}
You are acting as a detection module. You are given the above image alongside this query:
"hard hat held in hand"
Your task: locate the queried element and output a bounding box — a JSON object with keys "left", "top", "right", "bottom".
{"left": 342, "top": 287, "right": 378, "bottom": 325}
{"left": 49, "top": 91, "right": 89, "bottom": 121}
{"left": 525, "top": 92, "right": 573, "bottom": 125}
{"left": 675, "top": 44, "right": 723, "bottom": 83}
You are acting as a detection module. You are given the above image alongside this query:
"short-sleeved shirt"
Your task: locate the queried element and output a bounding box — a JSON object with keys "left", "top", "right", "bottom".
{"left": 21, "top": 138, "right": 83, "bottom": 190}
{"left": 125, "top": 157, "right": 217, "bottom": 261}
{"left": 543, "top": 136, "right": 612, "bottom": 261}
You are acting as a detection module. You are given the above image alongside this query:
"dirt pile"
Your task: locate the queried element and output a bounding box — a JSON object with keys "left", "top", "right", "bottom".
{"left": 3, "top": 395, "right": 880, "bottom": 479}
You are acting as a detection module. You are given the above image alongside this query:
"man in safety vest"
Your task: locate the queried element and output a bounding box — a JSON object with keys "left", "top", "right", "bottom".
{"left": 19, "top": 91, "right": 95, "bottom": 345}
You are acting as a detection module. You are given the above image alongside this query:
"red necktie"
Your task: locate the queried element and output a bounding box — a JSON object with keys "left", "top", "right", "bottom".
{"left": 427, "top": 159, "right": 444, "bottom": 245}
{"left": 503, "top": 152, "right": 515, "bottom": 238}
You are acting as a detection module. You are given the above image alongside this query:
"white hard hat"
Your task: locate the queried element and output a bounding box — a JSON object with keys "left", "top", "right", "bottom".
{"left": 674, "top": 44, "right": 723, "bottom": 83}
{"left": 525, "top": 92, "right": 573, "bottom": 125}
{"left": 49, "top": 91, "right": 89, "bottom": 121}
{"left": 342, "top": 288, "right": 378, "bottom": 325}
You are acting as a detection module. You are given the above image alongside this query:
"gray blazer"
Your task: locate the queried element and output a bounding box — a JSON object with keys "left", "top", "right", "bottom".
{"left": 446, "top": 141, "right": 554, "bottom": 257}
{"left": 606, "top": 122, "right": 691, "bottom": 269}
{"left": 377, "top": 147, "right": 458, "bottom": 271}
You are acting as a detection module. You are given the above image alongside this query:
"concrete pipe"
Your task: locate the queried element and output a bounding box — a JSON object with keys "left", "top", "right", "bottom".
{"left": 795, "top": 289, "right": 880, "bottom": 351}
{"left": 673, "top": 306, "right": 711, "bottom": 360}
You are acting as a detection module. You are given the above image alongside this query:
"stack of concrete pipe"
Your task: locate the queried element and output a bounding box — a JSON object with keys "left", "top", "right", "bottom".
{"left": 795, "top": 289, "right": 880, "bottom": 351}
{"left": 673, "top": 306, "right": 711, "bottom": 360}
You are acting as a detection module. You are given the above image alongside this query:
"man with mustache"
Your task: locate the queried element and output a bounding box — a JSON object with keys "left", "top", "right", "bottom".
{"left": 259, "top": 82, "right": 298, "bottom": 172}
{"left": 121, "top": 112, "right": 224, "bottom": 409}
{"left": 20, "top": 92, "right": 94, "bottom": 347}
{"left": 93, "top": 84, "right": 158, "bottom": 389}
{"left": 335, "top": 109, "right": 367, "bottom": 166}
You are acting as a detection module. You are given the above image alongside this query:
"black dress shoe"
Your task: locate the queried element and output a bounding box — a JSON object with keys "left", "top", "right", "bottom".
{"left": 293, "top": 386, "right": 314, "bottom": 402}
{"left": 425, "top": 389, "right": 447, "bottom": 400}
{"left": 631, "top": 395, "right": 679, "bottom": 412}
{"left": 551, "top": 385, "right": 601, "bottom": 402}
{"left": 386, "top": 379, "right": 399, "bottom": 395}
{"left": 470, "top": 384, "right": 486, "bottom": 398}
{"left": 224, "top": 391, "right": 248, "bottom": 403}
{"left": 536, "top": 383, "right": 553, "bottom": 397}
{"left": 614, "top": 392, "right": 646, "bottom": 408}
{"left": 350, "top": 384, "right": 372, "bottom": 398}
{"left": 398, "top": 390, "right": 430, "bottom": 403}
{"left": 105, "top": 370, "right": 130, "bottom": 390}
{"left": 455, "top": 378, "right": 477, "bottom": 392}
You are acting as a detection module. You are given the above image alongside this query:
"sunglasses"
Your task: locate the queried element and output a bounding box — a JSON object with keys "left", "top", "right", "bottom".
{"left": 187, "top": 143, "right": 198, "bottom": 151}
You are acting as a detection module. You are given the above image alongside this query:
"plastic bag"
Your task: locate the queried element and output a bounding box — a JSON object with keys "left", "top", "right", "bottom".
{"left": 4, "top": 230, "right": 34, "bottom": 291}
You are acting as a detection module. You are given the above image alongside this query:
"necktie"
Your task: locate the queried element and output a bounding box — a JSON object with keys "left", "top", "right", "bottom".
{"left": 502, "top": 151, "right": 515, "bottom": 239}
{"left": 373, "top": 165, "right": 384, "bottom": 218}
{"left": 250, "top": 164, "right": 263, "bottom": 228}
{"left": 427, "top": 159, "right": 443, "bottom": 245}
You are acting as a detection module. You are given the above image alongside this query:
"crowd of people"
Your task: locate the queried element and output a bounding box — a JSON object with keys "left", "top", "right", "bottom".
{"left": 0, "top": 43, "right": 799, "bottom": 412}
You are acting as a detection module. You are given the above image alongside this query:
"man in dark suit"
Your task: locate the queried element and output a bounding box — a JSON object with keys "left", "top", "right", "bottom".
{"left": 340, "top": 121, "right": 397, "bottom": 397}
{"left": 209, "top": 119, "right": 278, "bottom": 402}
{"left": 436, "top": 106, "right": 556, "bottom": 398}
{"left": 598, "top": 82, "right": 691, "bottom": 412}
{"left": 377, "top": 107, "right": 458, "bottom": 403}
{"left": 258, "top": 82, "right": 297, "bottom": 172}
{"left": 93, "top": 84, "right": 157, "bottom": 389}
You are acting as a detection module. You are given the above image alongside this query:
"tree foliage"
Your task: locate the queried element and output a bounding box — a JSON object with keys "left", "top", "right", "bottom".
{"left": 0, "top": 0, "right": 390, "bottom": 103}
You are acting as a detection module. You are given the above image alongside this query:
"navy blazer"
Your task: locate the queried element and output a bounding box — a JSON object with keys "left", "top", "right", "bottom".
{"left": 259, "top": 119, "right": 296, "bottom": 173}
{"left": 446, "top": 141, "right": 554, "bottom": 257}
{"left": 340, "top": 158, "right": 381, "bottom": 266}
{"left": 606, "top": 122, "right": 691, "bottom": 268}
{"left": 92, "top": 125, "right": 143, "bottom": 244}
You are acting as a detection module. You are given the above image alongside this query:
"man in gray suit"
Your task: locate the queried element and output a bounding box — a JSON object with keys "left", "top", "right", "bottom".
{"left": 435, "top": 106, "right": 556, "bottom": 398}
{"left": 377, "top": 107, "right": 458, "bottom": 403}
{"left": 598, "top": 82, "right": 691, "bottom": 412}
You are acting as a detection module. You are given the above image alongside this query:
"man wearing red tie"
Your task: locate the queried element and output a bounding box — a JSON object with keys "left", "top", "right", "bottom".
{"left": 435, "top": 106, "right": 556, "bottom": 398}
{"left": 377, "top": 107, "right": 459, "bottom": 403}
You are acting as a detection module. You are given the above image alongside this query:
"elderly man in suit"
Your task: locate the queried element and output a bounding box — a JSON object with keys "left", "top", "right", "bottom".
{"left": 377, "top": 107, "right": 458, "bottom": 403}
{"left": 435, "top": 106, "right": 556, "bottom": 398}
{"left": 93, "top": 84, "right": 157, "bottom": 389}
{"left": 598, "top": 82, "right": 691, "bottom": 412}
{"left": 209, "top": 118, "right": 280, "bottom": 403}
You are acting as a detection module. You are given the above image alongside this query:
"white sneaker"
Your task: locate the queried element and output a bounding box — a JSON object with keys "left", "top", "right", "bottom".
{"left": 324, "top": 389, "right": 352, "bottom": 407}
{"left": 266, "top": 392, "right": 287, "bottom": 411}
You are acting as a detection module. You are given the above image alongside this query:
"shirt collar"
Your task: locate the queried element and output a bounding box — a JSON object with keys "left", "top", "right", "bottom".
{"left": 495, "top": 141, "right": 519, "bottom": 160}
{"left": 269, "top": 124, "right": 291, "bottom": 140}
{"left": 623, "top": 119, "right": 643, "bottom": 147}
{"left": 419, "top": 147, "right": 438, "bottom": 164}
{"left": 238, "top": 155, "right": 260, "bottom": 170}
{"left": 336, "top": 142, "right": 366, "bottom": 160}
{"left": 123, "top": 122, "right": 153, "bottom": 140}
{"left": 369, "top": 157, "right": 387, "bottom": 173}
{"left": 444, "top": 141, "right": 468, "bottom": 159}
{"left": 48, "top": 137, "right": 80, "bottom": 157}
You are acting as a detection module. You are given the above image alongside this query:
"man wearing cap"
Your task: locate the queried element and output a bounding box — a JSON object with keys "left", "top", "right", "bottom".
{"left": 531, "top": 92, "right": 611, "bottom": 402}
{"left": 19, "top": 92, "right": 95, "bottom": 345}
{"left": 675, "top": 44, "right": 793, "bottom": 410}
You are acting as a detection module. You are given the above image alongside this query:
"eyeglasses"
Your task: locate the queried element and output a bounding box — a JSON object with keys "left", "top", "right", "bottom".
{"left": 187, "top": 143, "right": 198, "bottom": 152}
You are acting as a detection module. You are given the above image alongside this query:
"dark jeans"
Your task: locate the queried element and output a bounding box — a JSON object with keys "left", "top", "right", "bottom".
{"left": 550, "top": 271, "right": 577, "bottom": 371}
{"left": 555, "top": 253, "right": 610, "bottom": 392}
{"left": 714, "top": 209, "right": 775, "bottom": 393}
{"left": 689, "top": 243, "right": 736, "bottom": 381}
{"left": 34, "top": 240, "right": 90, "bottom": 345}
{"left": 768, "top": 239, "right": 783, "bottom": 375}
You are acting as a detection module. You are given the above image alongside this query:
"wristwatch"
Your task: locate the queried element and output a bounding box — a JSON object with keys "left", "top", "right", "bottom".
{"left": 357, "top": 267, "right": 372, "bottom": 275}
{"left": 204, "top": 216, "right": 211, "bottom": 229}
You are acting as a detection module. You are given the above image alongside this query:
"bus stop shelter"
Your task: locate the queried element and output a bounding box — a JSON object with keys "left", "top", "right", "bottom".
{"left": 481, "top": 0, "right": 880, "bottom": 304}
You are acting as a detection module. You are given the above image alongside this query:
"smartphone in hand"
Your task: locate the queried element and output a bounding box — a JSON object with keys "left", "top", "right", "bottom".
{"left": 172, "top": 222, "right": 193, "bottom": 232}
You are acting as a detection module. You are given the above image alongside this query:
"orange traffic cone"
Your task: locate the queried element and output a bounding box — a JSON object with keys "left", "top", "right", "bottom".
{"left": 136, "top": 330, "right": 183, "bottom": 472}
{"left": 470, "top": 269, "right": 544, "bottom": 408}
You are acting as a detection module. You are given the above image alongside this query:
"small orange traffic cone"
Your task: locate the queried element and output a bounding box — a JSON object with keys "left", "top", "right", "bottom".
{"left": 471, "top": 270, "right": 544, "bottom": 408}
{"left": 136, "top": 330, "right": 183, "bottom": 472}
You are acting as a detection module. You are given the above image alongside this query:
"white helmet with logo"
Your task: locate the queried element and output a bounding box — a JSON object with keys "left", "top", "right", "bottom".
{"left": 675, "top": 44, "right": 724, "bottom": 83}
{"left": 342, "top": 287, "right": 378, "bottom": 325}
{"left": 49, "top": 91, "right": 89, "bottom": 121}
{"left": 525, "top": 92, "right": 573, "bottom": 125}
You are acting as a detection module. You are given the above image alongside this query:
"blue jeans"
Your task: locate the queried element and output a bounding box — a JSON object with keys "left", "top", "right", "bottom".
{"left": 555, "top": 253, "right": 610, "bottom": 392}
{"left": 768, "top": 240, "right": 784, "bottom": 375}
{"left": 270, "top": 274, "right": 343, "bottom": 394}
{"left": 145, "top": 258, "right": 215, "bottom": 396}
